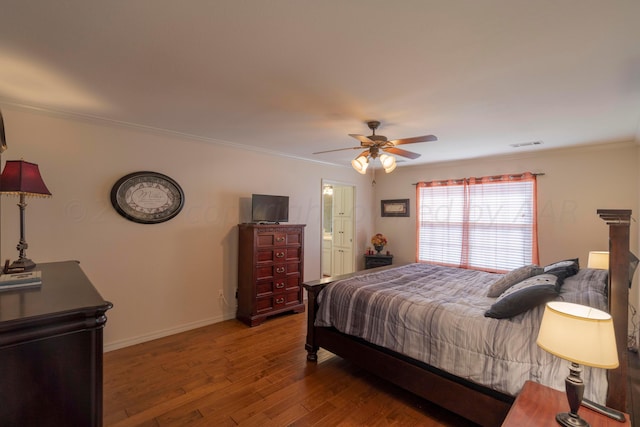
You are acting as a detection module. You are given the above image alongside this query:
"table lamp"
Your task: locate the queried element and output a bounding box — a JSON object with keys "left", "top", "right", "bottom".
{"left": 536, "top": 301, "right": 618, "bottom": 427}
{"left": 587, "top": 251, "right": 609, "bottom": 270}
{"left": 0, "top": 160, "right": 51, "bottom": 271}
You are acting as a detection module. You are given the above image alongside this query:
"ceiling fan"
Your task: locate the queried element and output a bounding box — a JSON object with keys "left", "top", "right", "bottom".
{"left": 0, "top": 109, "right": 7, "bottom": 153}
{"left": 313, "top": 121, "right": 437, "bottom": 174}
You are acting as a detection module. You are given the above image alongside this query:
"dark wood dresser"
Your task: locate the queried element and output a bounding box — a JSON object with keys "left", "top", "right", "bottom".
{"left": 0, "top": 260, "right": 112, "bottom": 427}
{"left": 364, "top": 253, "right": 393, "bottom": 269}
{"left": 237, "top": 223, "right": 305, "bottom": 326}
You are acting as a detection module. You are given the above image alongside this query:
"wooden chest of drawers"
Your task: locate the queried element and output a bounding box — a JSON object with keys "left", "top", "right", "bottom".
{"left": 364, "top": 254, "right": 393, "bottom": 269}
{"left": 237, "top": 223, "right": 305, "bottom": 326}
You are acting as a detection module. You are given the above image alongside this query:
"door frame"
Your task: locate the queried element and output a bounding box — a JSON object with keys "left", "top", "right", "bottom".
{"left": 320, "top": 179, "right": 356, "bottom": 277}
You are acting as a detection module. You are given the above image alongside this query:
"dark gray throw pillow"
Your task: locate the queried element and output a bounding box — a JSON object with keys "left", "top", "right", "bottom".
{"left": 543, "top": 258, "right": 579, "bottom": 272}
{"left": 484, "top": 274, "right": 559, "bottom": 319}
{"left": 486, "top": 265, "right": 543, "bottom": 298}
{"left": 543, "top": 258, "right": 579, "bottom": 285}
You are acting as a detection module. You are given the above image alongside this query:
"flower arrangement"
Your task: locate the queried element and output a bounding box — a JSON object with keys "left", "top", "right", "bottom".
{"left": 371, "top": 233, "right": 387, "bottom": 247}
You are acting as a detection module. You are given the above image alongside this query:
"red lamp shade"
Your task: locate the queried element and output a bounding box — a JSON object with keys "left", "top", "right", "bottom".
{"left": 0, "top": 160, "right": 51, "bottom": 197}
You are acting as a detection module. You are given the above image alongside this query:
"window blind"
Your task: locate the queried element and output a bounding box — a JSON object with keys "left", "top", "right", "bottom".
{"left": 416, "top": 173, "right": 538, "bottom": 272}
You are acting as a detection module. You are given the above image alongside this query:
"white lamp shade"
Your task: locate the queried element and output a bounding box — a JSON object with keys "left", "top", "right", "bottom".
{"left": 380, "top": 154, "right": 397, "bottom": 173}
{"left": 384, "top": 162, "right": 397, "bottom": 173}
{"left": 351, "top": 155, "right": 368, "bottom": 174}
{"left": 536, "top": 301, "right": 618, "bottom": 369}
{"left": 587, "top": 251, "right": 609, "bottom": 270}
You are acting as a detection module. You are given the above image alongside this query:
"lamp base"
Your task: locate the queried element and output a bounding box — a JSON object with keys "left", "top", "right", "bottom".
{"left": 556, "top": 412, "right": 590, "bottom": 427}
{"left": 8, "top": 258, "right": 36, "bottom": 272}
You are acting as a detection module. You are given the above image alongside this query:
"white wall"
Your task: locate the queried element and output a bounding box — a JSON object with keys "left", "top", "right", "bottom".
{"left": 0, "top": 106, "right": 374, "bottom": 350}
{"left": 373, "top": 142, "right": 638, "bottom": 266}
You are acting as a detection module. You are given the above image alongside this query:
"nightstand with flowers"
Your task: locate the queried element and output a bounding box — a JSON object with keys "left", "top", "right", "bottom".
{"left": 365, "top": 233, "right": 393, "bottom": 269}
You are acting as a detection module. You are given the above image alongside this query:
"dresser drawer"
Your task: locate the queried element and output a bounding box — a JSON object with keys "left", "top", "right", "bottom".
{"left": 256, "top": 247, "right": 301, "bottom": 264}
{"left": 274, "top": 260, "right": 300, "bottom": 277}
{"left": 256, "top": 230, "right": 302, "bottom": 247}
{"left": 255, "top": 275, "right": 300, "bottom": 297}
{"left": 256, "top": 261, "right": 301, "bottom": 281}
{"left": 255, "top": 289, "right": 302, "bottom": 314}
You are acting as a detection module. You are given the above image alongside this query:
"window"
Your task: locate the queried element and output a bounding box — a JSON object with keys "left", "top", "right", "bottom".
{"left": 416, "top": 173, "right": 538, "bottom": 272}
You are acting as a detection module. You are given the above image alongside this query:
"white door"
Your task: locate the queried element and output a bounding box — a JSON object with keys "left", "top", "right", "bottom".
{"left": 321, "top": 180, "right": 356, "bottom": 276}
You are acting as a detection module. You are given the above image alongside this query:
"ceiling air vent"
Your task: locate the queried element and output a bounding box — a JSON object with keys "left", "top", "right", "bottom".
{"left": 510, "top": 141, "right": 543, "bottom": 148}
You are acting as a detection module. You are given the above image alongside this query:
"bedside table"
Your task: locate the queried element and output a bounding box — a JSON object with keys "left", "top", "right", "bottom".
{"left": 502, "top": 381, "right": 630, "bottom": 426}
{"left": 364, "top": 253, "right": 393, "bottom": 269}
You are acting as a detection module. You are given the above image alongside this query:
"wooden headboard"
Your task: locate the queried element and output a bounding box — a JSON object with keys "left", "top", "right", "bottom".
{"left": 597, "top": 208, "right": 631, "bottom": 411}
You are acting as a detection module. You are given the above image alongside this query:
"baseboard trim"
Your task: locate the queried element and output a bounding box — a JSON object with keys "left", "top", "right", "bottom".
{"left": 103, "top": 310, "right": 237, "bottom": 352}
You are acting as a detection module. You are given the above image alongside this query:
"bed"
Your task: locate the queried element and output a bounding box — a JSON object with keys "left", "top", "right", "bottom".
{"left": 304, "top": 209, "right": 631, "bottom": 426}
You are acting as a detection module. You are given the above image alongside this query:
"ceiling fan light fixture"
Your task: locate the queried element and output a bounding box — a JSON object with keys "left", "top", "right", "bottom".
{"left": 316, "top": 121, "right": 433, "bottom": 173}
{"left": 352, "top": 154, "right": 369, "bottom": 174}
{"left": 383, "top": 161, "right": 396, "bottom": 173}
{"left": 380, "top": 154, "right": 397, "bottom": 173}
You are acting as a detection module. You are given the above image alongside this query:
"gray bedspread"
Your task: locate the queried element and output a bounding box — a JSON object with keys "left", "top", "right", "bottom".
{"left": 315, "top": 263, "right": 609, "bottom": 402}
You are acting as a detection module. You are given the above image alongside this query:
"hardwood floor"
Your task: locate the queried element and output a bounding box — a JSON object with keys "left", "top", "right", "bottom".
{"left": 103, "top": 311, "right": 477, "bottom": 426}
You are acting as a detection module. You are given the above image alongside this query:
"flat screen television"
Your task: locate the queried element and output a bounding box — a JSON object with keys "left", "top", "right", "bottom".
{"left": 251, "top": 194, "right": 289, "bottom": 223}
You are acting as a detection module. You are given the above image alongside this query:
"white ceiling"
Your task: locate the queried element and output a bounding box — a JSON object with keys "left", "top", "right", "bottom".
{"left": 1, "top": 1, "right": 639, "bottom": 168}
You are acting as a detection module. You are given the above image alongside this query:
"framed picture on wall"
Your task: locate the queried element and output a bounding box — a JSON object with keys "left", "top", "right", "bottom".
{"left": 381, "top": 199, "right": 410, "bottom": 217}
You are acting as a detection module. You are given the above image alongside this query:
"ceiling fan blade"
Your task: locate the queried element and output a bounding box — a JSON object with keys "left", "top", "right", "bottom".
{"left": 384, "top": 146, "right": 421, "bottom": 159}
{"left": 0, "top": 110, "right": 6, "bottom": 152}
{"left": 389, "top": 135, "right": 438, "bottom": 145}
{"left": 313, "top": 146, "right": 362, "bottom": 154}
{"left": 349, "top": 134, "right": 374, "bottom": 144}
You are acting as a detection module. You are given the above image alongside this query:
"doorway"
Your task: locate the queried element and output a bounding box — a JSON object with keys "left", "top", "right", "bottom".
{"left": 321, "top": 180, "right": 356, "bottom": 277}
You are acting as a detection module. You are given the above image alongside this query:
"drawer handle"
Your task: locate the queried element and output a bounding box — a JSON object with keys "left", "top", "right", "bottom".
{"left": 276, "top": 237, "right": 285, "bottom": 242}
{"left": 276, "top": 267, "right": 285, "bottom": 273}
{"left": 275, "top": 282, "right": 285, "bottom": 289}
{"left": 276, "top": 252, "right": 285, "bottom": 258}
{"left": 276, "top": 297, "right": 285, "bottom": 304}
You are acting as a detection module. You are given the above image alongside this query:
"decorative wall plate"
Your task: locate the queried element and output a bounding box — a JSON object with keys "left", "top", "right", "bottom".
{"left": 110, "top": 171, "right": 184, "bottom": 224}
